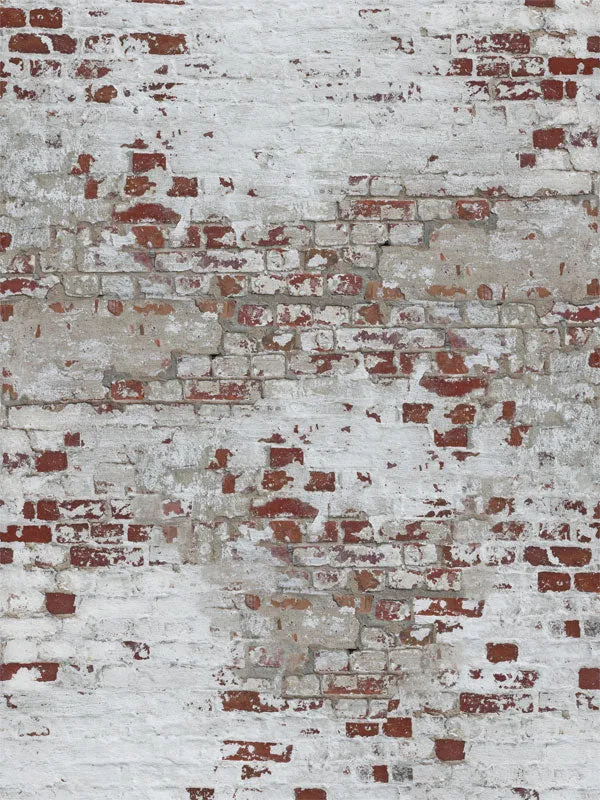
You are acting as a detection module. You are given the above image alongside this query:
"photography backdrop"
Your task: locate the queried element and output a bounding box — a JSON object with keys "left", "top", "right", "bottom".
{"left": 0, "top": 1, "right": 599, "bottom": 798}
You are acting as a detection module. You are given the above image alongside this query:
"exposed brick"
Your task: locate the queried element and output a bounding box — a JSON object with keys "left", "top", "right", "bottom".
{"left": 70, "top": 546, "right": 144, "bottom": 568}
{"left": 270, "top": 447, "right": 304, "bottom": 467}
{"left": 460, "top": 693, "right": 533, "bottom": 713}
{"left": 304, "top": 471, "right": 335, "bottom": 492}
{"left": 1, "top": 525, "right": 52, "bottom": 543}
{"left": 46, "top": 592, "right": 76, "bottom": 615}
{"left": 35, "top": 450, "right": 68, "bottom": 472}
{"left": 435, "top": 739, "right": 465, "bottom": 761}
{"left": 9, "top": 33, "right": 50, "bottom": 54}
{"left": 251, "top": 498, "right": 318, "bottom": 519}
{"left": 538, "top": 572, "right": 571, "bottom": 592}
{"left": 486, "top": 643, "right": 518, "bottom": 663}
{"left": 167, "top": 176, "right": 198, "bottom": 197}
{"left": 0, "top": 8, "right": 26, "bottom": 27}
{"left": 128, "top": 32, "right": 188, "bottom": 55}
{"left": 0, "top": 663, "right": 59, "bottom": 682}
{"left": 434, "top": 427, "right": 468, "bottom": 448}
{"left": 574, "top": 573, "right": 600, "bottom": 593}
{"left": 382, "top": 718, "right": 412, "bottom": 737}
{"left": 456, "top": 199, "right": 490, "bottom": 220}
{"left": 346, "top": 722, "right": 379, "bottom": 737}
{"left": 579, "top": 668, "right": 600, "bottom": 690}
{"left": 533, "top": 128, "right": 565, "bottom": 149}
{"left": 30, "top": 8, "right": 63, "bottom": 28}
{"left": 132, "top": 152, "right": 167, "bottom": 173}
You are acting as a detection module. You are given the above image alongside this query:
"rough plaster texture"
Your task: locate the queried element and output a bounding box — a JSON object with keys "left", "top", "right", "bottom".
{"left": 0, "top": 1, "right": 599, "bottom": 798}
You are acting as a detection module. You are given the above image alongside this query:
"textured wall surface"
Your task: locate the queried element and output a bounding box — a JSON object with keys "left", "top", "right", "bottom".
{"left": 1, "top": 1, "right": 599, "bottom": 798}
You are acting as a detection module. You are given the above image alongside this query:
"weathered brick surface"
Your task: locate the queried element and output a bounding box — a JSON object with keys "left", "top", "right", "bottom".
{"left": 1, "top": 1, "right": 599, "bottom": 798}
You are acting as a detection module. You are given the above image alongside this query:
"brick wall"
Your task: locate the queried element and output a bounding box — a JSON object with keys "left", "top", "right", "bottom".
{"left": 0, "top": 1, "right": 599, "bottom": 798}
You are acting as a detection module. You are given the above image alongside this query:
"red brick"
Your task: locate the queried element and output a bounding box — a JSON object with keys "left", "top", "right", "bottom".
{"left": 60, "top": 500, "right": 104, "bottom": 519}
{"left": 403, "top": 402, "right": 433, "bottom": 423}
{"left": 420, "top": 376, "right": 487, "bottom": 397}
{"left": 538, "top": 572, "right": 571, "bottom": 592}
{"left": 270, "top": 447, "right": 304, "bottom": 467}
{"left": 132, "top": 152, "right": 166, "bottom": 173}
{"left": 364, "top": 351, "right": 396, "bottom": 375}
{"left": 128, "top": 32, "right": 188, "bottom": 55}
{"left": 565, "top": 620, "right": 581, "bottom": 638}
{"left": 548, "top": 57, "right": 600, "bottom": 75}
{"left": 262, "top": 470, "right": 292, "bottom": 491}
{"left": 447, "top": 403, "right": 476, "bottom": 424}
{"left": 574, "top": 573, "right": 600, "bottom": 593}
{"left": 238, "top": 305, "right": 272, "bottom": 327}
{"left": 533, "top": 128, "right": 564, "bottom": 149}
{"left": 416, "top": 597, "right": 484, "bottom": 617}
{"left": 0, "top": 662, "right": 58, "bottom": 681}
{"left": 376, "top": 599, "right": 409, "bottom": 621}
{"left": 519, "top": 154, "right": 536, "bottom": 170}
{"left": 1, "top": 525, "right": 52, "bottom": 543}
{"left": 436, "top": 351, "right": 468, "bottom": 374}
{"left": 167, "top": 176, "right": 198, "bottom": 197}
{"left": 124, "top": 175, "right": 154, "bottom": 196}
{"left": 0, "top": 8, "right": 26, "bottom": 27}
{"left": 435, "top": 739, "right": 465, "bottom": 761}
{"left": 37, "top": 499, "right": 59, "bottom": 520}
{"left": 9, "top": 33, "right": 49, "bottom": 53}
{"left": 456, "top": 199, "right": 490, "bottom": 220}
{"left": 579, "top": 668, "right": 600, "bottom": 690}
{"left": 221, "top": 690, "right": 282, "bottom": 713}
{"left": 434, "top": 427, "right": 468, "bottom": 448}
{"left": 35, "top": 450, "right": 68, "bottom": 472}
{"left": 270, "top": 520, "right": 302, "bottom": 543}
{"left": 205, "top": 225, "right": 236, "bottom": 249}
{"left": 49, "top": 33, "right": 76, "bottom": 53}
{"left": 223, "top": 740, "right": 293, "bottom": 762}
{"left": 251, "top": 498, "right": 318, "bottom": 519}
{"left": 329, "top": 273, "right": 363, "bottom": 296}
{"left": 127, "top": 525, "right": 151, "bottom": 542}
{"left": 460, "top": 693, "right": 533, "bottom": 713}
{"left": 346, "top": 722, "right": 379, "bottom": 737}
{"left": 30, "top": 8, "right": 62, "bottom": 28}
{"left": 372, "top": 765, "right": 389, "bottom": 783}
{"left": 486, "top": 643, "right": 518, "bottom": 663}
{"left": 113, "top": 203, "right": 181, "bottom": 224}
{"left": 110, "top": 380, "right": 145, "bottom": 401}
{"left": 525, "top": 546, "right": 591, "bottom": 567}
{"left": 305, "top": 471, "right": 336, "bottom": 492}
{"left": 70, "top": 545, "right": 144, "bottom": 568}
{"left": 456, "top": 33, "right": 530, "bottom": 54}
{"left": 344, "top": 198, "right": 416, "bottom": 220}
{"left": 132, "top": 226, "right": 164, "bottom": 248}
{"left": 46, "top": 592, "right": 76, "bottom": 615}
{"left": 382, "top": 717, "right": 412, "bottom": 737}
{"left": 448, "top": 58, "right": 473, "bottom": 76}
